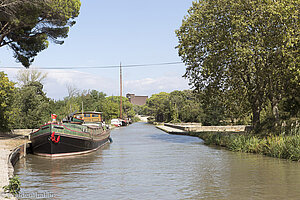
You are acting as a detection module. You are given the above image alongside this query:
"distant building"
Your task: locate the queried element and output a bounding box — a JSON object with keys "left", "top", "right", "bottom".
{"left": 126, "top": 93, "right": 148, "bottom": 106}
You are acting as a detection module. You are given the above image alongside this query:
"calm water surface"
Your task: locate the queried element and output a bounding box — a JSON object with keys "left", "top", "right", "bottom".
{"left": 15, "top": 123, "right": 300, "bottom": 199}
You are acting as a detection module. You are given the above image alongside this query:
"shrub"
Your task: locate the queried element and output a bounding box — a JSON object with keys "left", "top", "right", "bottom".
{"left": 2, "top": 175, "right": 21, "bottom": 195}
{"left": 194, "top": 131, "right": 300, "bottom": 161}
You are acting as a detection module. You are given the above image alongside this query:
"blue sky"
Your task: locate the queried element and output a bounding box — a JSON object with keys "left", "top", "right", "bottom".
{"left": 0, "top": 0, "right": 194, "bottom": 99}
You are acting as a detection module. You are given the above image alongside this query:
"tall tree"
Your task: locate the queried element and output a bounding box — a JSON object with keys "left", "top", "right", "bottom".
{"left": 145, "top": 92, "right": 170, "bottom": 122}
{"left": 12, "top": 81, "right": 51, "bottom": 129}
{"left": 176, "top": 0, "right": 299, "bottom": 130}
{"left": 0, "top": 72, "right": 15, "bottom": 131}
{"left": 0, "top": 0, "right": 81, "bottom": 67}
{"left": 179, "top": 90, "right": 204, "bottom": 123}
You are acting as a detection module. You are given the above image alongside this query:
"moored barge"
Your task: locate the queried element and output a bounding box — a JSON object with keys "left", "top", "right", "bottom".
{"left": 30, "top": 112, "right": 111, "bottom": 157}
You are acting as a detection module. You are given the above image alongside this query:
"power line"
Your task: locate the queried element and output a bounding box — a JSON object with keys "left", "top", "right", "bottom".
{"left": 0, "top": 61, "right": 183, "bottom": 70}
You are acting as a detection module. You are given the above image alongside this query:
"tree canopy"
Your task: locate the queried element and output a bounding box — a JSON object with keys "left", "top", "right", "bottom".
{"left": 0, "top": 0, "right": 81, "bottom": 67}
{"left": 141, "top": 91, "right": 204, "bottom": 123}
{"left": 176, "top": 0, "right": 299, "bottom": 130}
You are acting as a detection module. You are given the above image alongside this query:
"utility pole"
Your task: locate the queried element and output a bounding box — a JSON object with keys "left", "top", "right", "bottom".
{"left": 120, "top": 62, "right": 123, "bottom": 119}
{"left": 82, "top": 101, "right": 84, "bottom": 118}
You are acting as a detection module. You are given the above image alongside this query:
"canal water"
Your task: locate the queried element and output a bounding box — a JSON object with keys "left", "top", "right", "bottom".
{"left": 15, "top": 122, "right": 300, "bottom": 199}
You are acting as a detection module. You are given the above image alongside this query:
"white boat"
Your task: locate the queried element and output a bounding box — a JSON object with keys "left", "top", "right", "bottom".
{"left": 111, "top": 119, "right": 121, "bottom": 127}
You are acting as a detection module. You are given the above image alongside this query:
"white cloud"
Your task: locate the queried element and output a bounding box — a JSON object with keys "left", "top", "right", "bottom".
{"left": 1, "top": 68, "right": 18, "bottom": 81}
{"left": 124, "top": 76, "right": 190, "bottom": 96}
{"left": 45, "top": 70, "right": 119, "bottom": 99}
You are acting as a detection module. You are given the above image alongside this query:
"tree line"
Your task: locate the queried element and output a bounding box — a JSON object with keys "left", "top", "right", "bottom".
{"left": 0, "top": 70, "right": 136, "bottom": 131}
{"left": 1, "top": 68, "right": 298, "bottom": 134}
{"left": 142, "top": 88, "right": 298, "bottom": 122}
{"left": 140, "top": 88, "right": 299, "bottom": 134}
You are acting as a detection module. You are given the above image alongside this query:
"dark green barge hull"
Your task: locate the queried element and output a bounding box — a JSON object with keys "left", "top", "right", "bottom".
{"left": 30, "top": 123, "right": 110, "bottom": 157}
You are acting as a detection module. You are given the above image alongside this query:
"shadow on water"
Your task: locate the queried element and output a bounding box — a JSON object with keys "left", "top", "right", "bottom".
{"left": 14, "top": 144, "right": 112, "bottom": 199}
{"left": 148, "top": 132, "right": 204, "bottom": 144}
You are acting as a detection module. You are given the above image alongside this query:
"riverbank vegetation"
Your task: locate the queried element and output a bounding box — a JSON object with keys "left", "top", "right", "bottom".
{"left": 0, "top": 70, "right": 136, "bottom": 131}
{"left": 140, "top": 89, "right": 300, "bottom": 161}
{"left": 2, "top": 175, "right": 21, "bottom": 196}
{"left": 189, "top": 129, "right": 300, "bottom": 161}
{"left": 140, "top": 90, "right": 299, "bottom": 133}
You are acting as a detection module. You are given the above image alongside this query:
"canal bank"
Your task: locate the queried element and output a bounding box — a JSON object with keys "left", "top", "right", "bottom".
{"left": 157, "top": 123, "right": 300, "bottom": 161}
{"left": 0, "top": 132, "right": 30, "bottom": 200}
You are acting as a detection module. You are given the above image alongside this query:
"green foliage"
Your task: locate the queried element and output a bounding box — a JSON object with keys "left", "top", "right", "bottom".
{"left": 50, "top": 93, "right": 135, "bottom": 123}
{"left": 280, "top": 83, "right": 300, "bottom": 119}
{"left": 265, "top": 136, "right": 286, "bottom": 158}
{"left": 0, "top": 72, "right": 15, "bottom": 131}
{"left": 2, "top": 175, "right": 21, "bottom": 195}
{"left": 196, "top": 131, "right": 300, "bottom": 161}
{"left": 102, "top": 96, "right": 120, "bottom": 120}
{"left": 170, "top": 102, "right": 179, "bottom": 123}
{"left": 200, "top": 88, "right": 226, "bottom": 125}
{"left": 244, "top": 136, "right": 266, "bottom": 154}
{"left": 133, "top": 116, "right": 141, "bottom": 122}
{"left": 143, "top": 90, "right": 205, "bottom": 123}
{"left": 132, "top": 105, "right": 143, "bottom": 115}
{"left": 176, "top": 0, "right": 299, "bottom": 130}
{"left": 284, "top": 135, "right": 300, "bottom": 161}
{"left": 6, "top": 80, "right": 136, "bottom": 128}
{"left": 11, "top": 81, "right": 51, "bottom": 129}
{"left": 0, "top": 0, "right": 81, "bottom": 67}
{"left": 146, "top": 92, "right": 170, "bottom": 122}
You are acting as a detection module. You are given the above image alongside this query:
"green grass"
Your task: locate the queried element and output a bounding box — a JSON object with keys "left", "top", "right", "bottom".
{"left": 192, "top": 132, "right": 300, "bottom": 161}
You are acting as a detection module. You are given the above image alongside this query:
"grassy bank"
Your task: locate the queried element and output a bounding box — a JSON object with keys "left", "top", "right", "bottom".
{"left": 188, "top": 132, "right": 300, "bottom": 161}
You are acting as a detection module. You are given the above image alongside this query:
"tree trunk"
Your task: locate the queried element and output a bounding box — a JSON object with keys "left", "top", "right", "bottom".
{"left": 252, "top": 105, "right": 261, "bottom": 132}
{"left": 271, "top": 95, "right": 280, "bottom": 126}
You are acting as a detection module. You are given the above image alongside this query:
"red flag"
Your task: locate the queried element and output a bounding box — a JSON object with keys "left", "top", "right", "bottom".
{"left": 51, "top": 114, "right": 57, "bottom": 120}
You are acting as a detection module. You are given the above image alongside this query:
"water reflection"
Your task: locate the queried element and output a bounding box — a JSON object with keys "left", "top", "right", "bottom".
{"left": 16, "top": 145, "right": 109, "bottom": 199}
{"left": 149, "top": 132, "right": 203, "bottom": 144}
{"left": 15, "top": 123, "right": 300, "bottom": 200}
